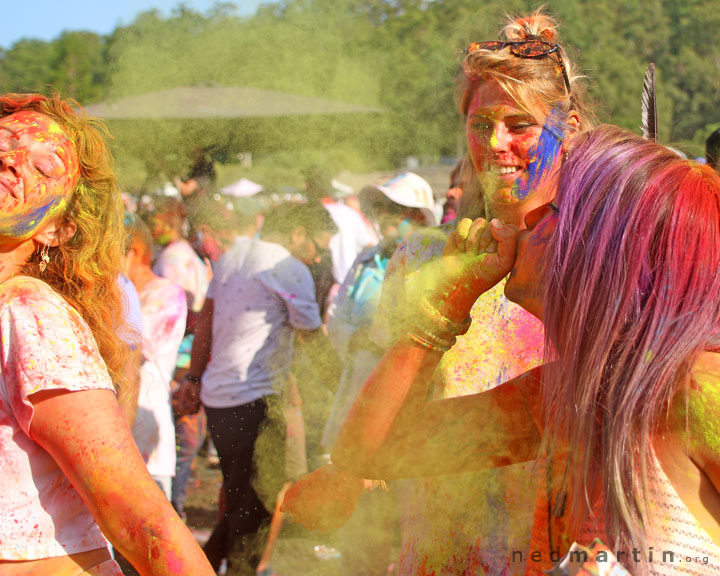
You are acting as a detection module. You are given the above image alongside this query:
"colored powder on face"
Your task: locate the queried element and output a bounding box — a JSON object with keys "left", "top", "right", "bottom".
{"left": 673, "top": 354, "right": 720, "bottom": 458}
{"left": 0, "top": 195, "right": 66, "bottom": 240}
{"left": 514, "top": 108, "right": 567, "bottom": 201}
{"left": 489, "top": 129, "right": 499, "bottom": 149}
{"left": 46, "top": 122, "right": 66, "bottom": 138}
{"left": 1, "top": 111, "right": 79, "bottom": 181}
{"left": 154, "top": 231, "right": 173, "bottom": 246}
{"left": 688, "top": 372, "right": 720, "bottom": 454}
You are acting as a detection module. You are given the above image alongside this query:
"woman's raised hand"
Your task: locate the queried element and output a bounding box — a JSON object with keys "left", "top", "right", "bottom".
{"left": 406, "top": 217, "right": 519, "bottom": 323}
{"left": 448, "top": 217, "right": 519, "bottom": 276}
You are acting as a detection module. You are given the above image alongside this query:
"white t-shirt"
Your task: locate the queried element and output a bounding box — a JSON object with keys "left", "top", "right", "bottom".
{"left": 323, "top": 201, "right": 376, "bottom": 283}
{"left": 0, "top": 277, "right": 114, "bottom": 560}
{"left": 153, "top": 238, "right": 209, "bottom": 313}
{"left": 201, "top": 237, "right": 322, "bottom": 409}
{"left": 132, "top": 277, "right": 187, "bottom": 477}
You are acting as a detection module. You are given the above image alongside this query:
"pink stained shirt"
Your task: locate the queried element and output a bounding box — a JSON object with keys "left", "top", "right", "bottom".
{"left": 132, "top": 276, "right": 187, "bottom": 476}
{"left": 0, "top": 276, "right": 114, "bottom": 560}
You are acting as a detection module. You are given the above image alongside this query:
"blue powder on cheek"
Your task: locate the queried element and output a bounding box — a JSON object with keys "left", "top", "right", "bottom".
{"left": 515, "top": 109, "right": 567, "bottom": 200}
{"left": 0, "top": 196, "right": 65, "bottom": 238}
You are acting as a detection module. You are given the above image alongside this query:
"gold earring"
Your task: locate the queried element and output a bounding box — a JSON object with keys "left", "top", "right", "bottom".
{"left": 38, "top": 245, "right": 50, "bottom": 273}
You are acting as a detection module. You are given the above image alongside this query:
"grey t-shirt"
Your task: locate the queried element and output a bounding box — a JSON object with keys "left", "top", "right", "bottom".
{"left": 200, "top": 237, "right": 321, "bottom": 408}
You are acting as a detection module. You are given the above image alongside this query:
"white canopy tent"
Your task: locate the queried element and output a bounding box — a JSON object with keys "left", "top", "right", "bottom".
{"left": 220, "top": 178, "right": 264, "bottom": 197}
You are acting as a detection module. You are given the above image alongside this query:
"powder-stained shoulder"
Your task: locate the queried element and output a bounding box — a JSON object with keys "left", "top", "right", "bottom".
{"left": 0, "top": 275, "right": 113, "bottom": 435}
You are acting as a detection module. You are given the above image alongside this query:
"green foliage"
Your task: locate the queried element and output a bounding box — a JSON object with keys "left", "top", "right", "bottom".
{"left": 0, "top": 33, "right": 108, "bottom": 103}
{"left": 1, "top": 0, "right": 718, "bottom": 188}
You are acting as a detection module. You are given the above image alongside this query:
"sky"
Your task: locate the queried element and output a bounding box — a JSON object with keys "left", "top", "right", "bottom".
{"left": 1, "top": 0, "right": 267, "bottom": 49}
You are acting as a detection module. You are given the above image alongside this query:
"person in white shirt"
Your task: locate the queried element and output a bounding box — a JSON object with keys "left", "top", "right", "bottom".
{"left": 175, "top": 200, "right": 337, "bottom": 572}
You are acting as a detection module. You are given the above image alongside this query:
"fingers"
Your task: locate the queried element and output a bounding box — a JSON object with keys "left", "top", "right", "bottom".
{"left": 478, "top": 222, "right": 496, "bottom": 254}
{"left": 175, "top": 380, "right": 201, "bottom": 416}
{"left": 455, "top": 218, "right": 472, "bottom": 248}
{"left": 445, "top": 218, "right": 473, "bottom": 254}
{"left": 444, "top": 231, "right": 460, "bottom": 256}
{"left": 490, "top": 220, "right": 519, "bottom": 268}
{"left": 464, "top": 218, "right": 487, "bottom": 253}
{"left": 452, "top": 217, "right": 508, "bottom": 256}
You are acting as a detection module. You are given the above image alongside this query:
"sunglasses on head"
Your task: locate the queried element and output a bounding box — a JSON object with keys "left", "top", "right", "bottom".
{"left": 465, "top": 40, "right": 571, "bottom": 95}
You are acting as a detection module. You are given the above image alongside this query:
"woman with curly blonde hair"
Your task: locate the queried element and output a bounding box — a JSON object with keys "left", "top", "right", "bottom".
{"left": 0, "top": 93, "right": 213, "bottom": 575}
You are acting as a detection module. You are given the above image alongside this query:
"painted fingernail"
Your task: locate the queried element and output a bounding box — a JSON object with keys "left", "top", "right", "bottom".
{"left": 490, "top": 218, "right": 502, "bottom": 229}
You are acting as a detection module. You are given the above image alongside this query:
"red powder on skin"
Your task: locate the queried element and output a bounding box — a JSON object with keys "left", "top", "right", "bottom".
{"left": 165, "top": 548, "right": 184, "bottom": 574}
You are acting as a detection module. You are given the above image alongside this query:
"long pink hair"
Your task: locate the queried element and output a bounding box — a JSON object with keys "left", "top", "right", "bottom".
{"left": 542, "top": 125, "right": 720, "bottom": 558}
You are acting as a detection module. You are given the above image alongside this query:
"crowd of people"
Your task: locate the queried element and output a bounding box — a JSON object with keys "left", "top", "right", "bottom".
{"left": 1, "top": 8, "right": 719, "bottom": 576}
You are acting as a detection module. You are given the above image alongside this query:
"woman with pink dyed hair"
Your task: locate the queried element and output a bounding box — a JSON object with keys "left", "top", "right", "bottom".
{"left": 329, "top": 125, "right": 720, "bottom": 575}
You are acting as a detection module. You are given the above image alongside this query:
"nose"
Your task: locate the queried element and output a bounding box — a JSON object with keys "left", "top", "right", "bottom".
{"left": 489, "top": 122, "right": 511, "bottom": 152}
{"left": 446, "top": 187, "right": 462, "bottom": 201}
{"left": 0, "top": 148, "right": 26, "bottom": 177}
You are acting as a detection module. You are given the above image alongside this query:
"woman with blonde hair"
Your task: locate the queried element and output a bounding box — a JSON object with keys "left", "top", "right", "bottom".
{"left": 285, "top": 9, "right": 597, "bottom": 575}
{"left": 0, "top": 93, "right": 213, "bottom": 575}
{"left": 331, "top": 126, "right": 720, "bottom": 575}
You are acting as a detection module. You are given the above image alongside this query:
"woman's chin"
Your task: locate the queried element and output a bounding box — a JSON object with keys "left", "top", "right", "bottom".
{"left": 504, "top": 271, "right": 521, "bottom": 302}
{"left": 504, "top": 274, "right": 543, "bottom": 320}
{"left": 487, "top": 186, "right": 526, "bottom": 205}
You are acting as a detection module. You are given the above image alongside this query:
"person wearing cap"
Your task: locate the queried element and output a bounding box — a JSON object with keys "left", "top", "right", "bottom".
{"left": 323, "top": 171, "right": 436, "bottom": 451}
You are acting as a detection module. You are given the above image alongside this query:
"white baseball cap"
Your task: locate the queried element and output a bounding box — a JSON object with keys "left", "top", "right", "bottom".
{"left": 361, "top": 172, "right": 436, "bottom": 227}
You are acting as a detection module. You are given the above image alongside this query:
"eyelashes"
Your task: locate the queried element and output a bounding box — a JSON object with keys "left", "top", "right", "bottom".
{"left": 34, "top": 165, "right": 51, "bottom": 178}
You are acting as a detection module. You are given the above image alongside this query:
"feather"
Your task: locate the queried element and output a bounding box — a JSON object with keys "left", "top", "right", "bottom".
{"left": 641, "top": 63, "right": 658, "bottom": 141}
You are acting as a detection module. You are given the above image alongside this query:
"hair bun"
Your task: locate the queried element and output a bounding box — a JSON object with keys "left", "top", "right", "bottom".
{"left": 502, "top": 10, "right": 559, "bottom": 43}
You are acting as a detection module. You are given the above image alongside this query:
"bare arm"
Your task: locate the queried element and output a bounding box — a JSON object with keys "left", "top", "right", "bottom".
{"left": 188, "top": 297, "right": 213, "bottom": 377}
{"left": 175, "top": 298, "right": 213, "bottom": 415}
{"left": 29, "top": 388, "right": 214, "bottom": 576}
{"left": 333, "top": 218, "right": 543, "bottom": 479}
{"left": 332, "top": 338, "right": 542, "bottom": 479}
